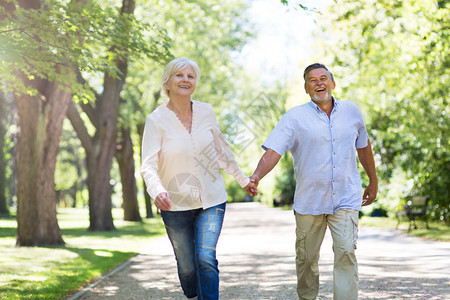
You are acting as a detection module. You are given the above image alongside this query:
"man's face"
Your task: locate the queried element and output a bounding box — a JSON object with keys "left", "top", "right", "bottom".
{"left": 304, "top": 68, "right": 335, "bottom": 104}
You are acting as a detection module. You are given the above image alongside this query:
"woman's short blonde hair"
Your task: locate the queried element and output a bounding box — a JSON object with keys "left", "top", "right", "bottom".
{"left": 161, "top": 57, "right": 201, "bottom": 97}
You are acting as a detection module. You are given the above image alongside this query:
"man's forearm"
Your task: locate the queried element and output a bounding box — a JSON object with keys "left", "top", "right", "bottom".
{"left": 252, "top": 148, "right": 282, "bottom": 181}
{"left": 358, "top": 140, "right": 378, "bottom": 205}
{"left": 357, "top": 140, "right": 378, "bottom": 184}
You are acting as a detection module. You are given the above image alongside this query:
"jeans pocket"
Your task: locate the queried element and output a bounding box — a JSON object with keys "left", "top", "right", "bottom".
{"left": 198, "top": 206, "right": 225, "bottom": 251}
{"left": 295, "top": 229, "right": 307, "bottom": 261}
{"left": 350, "top": 212, "right": 359, "bottom": 249}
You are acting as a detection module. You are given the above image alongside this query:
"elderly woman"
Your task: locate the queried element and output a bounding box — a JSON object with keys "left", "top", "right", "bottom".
{"left": 140, "top": 57, "right": 256, "bottom": 300}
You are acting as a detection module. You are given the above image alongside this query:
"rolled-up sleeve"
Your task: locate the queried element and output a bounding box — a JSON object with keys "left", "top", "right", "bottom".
{"left": 262, "top": 112, "right": 295, "bottom": 156}
{"left": 354, "top": 106, "right": 369, "bottom": 149}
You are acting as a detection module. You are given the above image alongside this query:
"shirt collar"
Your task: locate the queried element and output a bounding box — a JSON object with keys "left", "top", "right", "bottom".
{"left": 308, "top": 97, "right": 339, "bottom": 113}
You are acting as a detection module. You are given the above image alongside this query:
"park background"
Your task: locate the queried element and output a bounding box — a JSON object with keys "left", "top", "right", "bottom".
{"left": 0, "top": 0, "right": 448, "bottom": 298}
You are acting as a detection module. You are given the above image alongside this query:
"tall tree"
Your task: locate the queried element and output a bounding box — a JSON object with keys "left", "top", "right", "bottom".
{"left": 66, "top": 0, "right": 171, "bottom": 230}
{"left": 1, "top": 0, "right": 88, "bottom": 246}
{"left": 15, "top": 79, "right": 71, "bottom": 246}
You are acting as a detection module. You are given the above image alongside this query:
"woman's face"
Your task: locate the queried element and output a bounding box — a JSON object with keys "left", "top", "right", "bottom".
{"left": 166, "top": 66, "right": 197, "bottom": 98}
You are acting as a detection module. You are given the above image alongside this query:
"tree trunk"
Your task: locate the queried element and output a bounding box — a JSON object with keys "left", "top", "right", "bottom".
{"left": 8, "top": 0, "right": 82, "bottom": 247}
{"left": 116, "top": 127, "right": 141, "bottom": 221}
{"left": 15, "top": 81, "right": 70, "bottom": 246}
{"left": 84, "top": 72, "right": 119, "bottom": 230}
{"left": 3, "top": 0, "right": 91, "bottom": 243}
{"left": 66, "top": 98, "right": 116, "bottom": 231}
{"left": 0, "top": 90, "right": 8, "bottom": 214}
{"left": 86, "top": 138, "right": 116, "bottom": 231}
{"left": 84, "top": 58, "right": 134, "bottom": 230}
{"left": 70, "top": 0, "right": 135, "bottom": 231}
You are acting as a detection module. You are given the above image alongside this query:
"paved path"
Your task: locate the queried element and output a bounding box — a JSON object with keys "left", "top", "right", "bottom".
{"left": 71, "top": 202, "right": 450, "bottom": 300}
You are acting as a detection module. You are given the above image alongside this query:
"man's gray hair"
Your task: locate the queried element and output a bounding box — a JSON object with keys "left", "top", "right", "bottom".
{"left": 303, "top": 63, "right": 334, "bottom": 83}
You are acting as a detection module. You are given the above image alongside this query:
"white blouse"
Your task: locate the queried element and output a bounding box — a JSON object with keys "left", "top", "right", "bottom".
{"left": 140, "top": 100, "right": 250, "bottom": 211}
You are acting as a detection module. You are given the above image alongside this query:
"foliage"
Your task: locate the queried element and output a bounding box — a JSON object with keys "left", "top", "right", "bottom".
{"left": 273, "top": 153, "right": 295, "bottom": 206}
{"left": 0, "top": 208, "right": 165, "bottom": 299}
{"left": 0, "top": 0, "right": 171, "bottom": 98}
{"left": 319, "top": 0, "right": 449, "bottom": 222}
{"left": 280, "top": 0, "right": 321, "bottom": 11}
{"left": 122, "top": 0, "right": 254, "bottom": 120}
{"left": 55, "top": 121, "right": 80, "bottom": 191}
{"left": 158, "top": 0, "right": 253, "bottom": 111}
{"left": 224, "top": 175, "right": 249, "bottom": 202}
{"left": 54, "top": 119, "right": 86, "bottom": 207}
{"left": 226, "top": 78, "right": 290, "bottom": 204}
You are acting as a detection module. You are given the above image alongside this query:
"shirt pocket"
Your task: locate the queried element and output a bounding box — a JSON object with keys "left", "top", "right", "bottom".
{"left": 341, "top": 134, "right": 356, "bottom": 159}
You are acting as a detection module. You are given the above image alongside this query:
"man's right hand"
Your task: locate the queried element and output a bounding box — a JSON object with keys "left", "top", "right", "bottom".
{"left": 244, "top": 175, "right": 259, "bottom": 197}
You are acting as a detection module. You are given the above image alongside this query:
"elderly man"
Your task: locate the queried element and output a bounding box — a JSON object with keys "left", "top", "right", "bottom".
{"left": 250, "top": 63, "right": 378, "bottom": 299}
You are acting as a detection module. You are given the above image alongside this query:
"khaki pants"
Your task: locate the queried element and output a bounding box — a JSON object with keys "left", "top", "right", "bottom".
{"left": 295, "top": 209, "right": 359, "bottom": 300}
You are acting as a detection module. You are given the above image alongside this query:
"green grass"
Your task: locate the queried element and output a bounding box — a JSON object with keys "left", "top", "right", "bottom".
{"left": 359, "top": 215, "right": 450, "bottom": 242}
{"left": 0, "top": 208, "right": 165, "bottom": 299}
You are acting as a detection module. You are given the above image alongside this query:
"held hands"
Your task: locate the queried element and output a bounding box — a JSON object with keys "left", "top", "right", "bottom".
{"left": 243, "top": 174, "right": 260, "bottom": 197}
{"left": 155, "top": 192, "right": 172, "bottom": 211}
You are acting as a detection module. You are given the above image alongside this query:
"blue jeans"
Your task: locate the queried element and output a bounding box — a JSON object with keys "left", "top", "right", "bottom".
{"left": 161, "top": 202, "right": 226, "bottom": 300}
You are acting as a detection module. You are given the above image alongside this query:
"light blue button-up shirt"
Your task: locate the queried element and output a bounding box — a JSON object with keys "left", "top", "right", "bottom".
{"left": 262, "top": 98, "right": 369, "bottom": 215}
